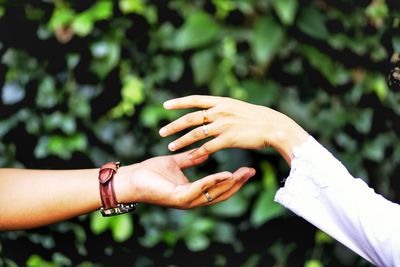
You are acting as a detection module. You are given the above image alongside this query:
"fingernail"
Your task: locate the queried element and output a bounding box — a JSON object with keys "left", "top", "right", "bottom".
{"left": 248, "top": 168, "right": 256, "bottom": 177}
{"left": 163, "top": 101, "right": 172, "bottom": 109}
{"left": 168, "top": 142, "right": 176, "bottom": 151}
{"left": 159, "top": 128, "right": 166, "bottom": 137}
{"left": 188, "top": 153, "right": 193, "bottom": 159}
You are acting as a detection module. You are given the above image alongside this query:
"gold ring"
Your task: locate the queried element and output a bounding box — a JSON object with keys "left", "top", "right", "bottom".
{"left": 202, "top": 124, "right": 208, "bottom": 136}
{"left": 202, "top": 109, "right": 209, "bottom": 124}
{"left": 204, "top": 190, "right": 213, "bottom": 202}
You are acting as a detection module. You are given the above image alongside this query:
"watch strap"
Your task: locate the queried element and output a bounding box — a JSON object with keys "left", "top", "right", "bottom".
{"left": 99, "top": 162, "right": 119, "bottom": 209}
{"left": 98, "top": 162, "right": 136, "bottom": 217}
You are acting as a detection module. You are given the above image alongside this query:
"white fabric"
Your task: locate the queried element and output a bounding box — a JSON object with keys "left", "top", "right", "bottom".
{"left": 275, "top": 136, "right": 400, "bottom": 267}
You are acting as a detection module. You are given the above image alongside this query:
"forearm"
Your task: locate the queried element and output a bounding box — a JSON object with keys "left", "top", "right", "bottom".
{"left": 0, "top": 168, "right": 101, "bottom": 230}
{"left": 275, "top": 137, "right": 400, "bottom": 266}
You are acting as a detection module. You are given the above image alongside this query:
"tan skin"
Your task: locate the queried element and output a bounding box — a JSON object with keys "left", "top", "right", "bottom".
{"left": 159, "top": 95, "right": 310, "bottom": 165}
{"left": 0, "top": 150, "right": 255, "bottom": 230}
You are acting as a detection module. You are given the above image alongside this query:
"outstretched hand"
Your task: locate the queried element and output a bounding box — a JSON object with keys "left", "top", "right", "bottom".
{"left": 116, "top": 149, "right": 255, "bottom": 209}
{"left": 158, "top": 95, "right": 309, "bottom": 164}
{"left": 159, "top": 95, "right": 277, "bottom": 158}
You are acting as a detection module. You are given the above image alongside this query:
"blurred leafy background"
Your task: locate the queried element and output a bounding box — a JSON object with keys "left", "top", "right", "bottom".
{"left": 0, "top": 0, "right": 399, "bottom": 266}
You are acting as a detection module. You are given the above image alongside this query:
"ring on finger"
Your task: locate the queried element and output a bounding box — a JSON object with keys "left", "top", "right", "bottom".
{"left": 202, "top": 124, "right": 208, "bottom": 136}
{"left": 203, "top": 190, "right": 213, "bottom": 202}
{"left": 202, "top": 109, "right": 209, "bottom": 124}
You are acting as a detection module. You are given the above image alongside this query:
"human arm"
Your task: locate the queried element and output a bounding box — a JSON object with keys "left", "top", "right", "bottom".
{"left": 160, "top": 95, "right": 400, "bottom": 265}
{"left": 0, "top": 150, "right": 255, "bottom": 230}
{"left": 276, "top": 136, "right": 400, "bottom": 266}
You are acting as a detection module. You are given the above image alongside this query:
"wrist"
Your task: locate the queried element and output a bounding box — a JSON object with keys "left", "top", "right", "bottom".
{"left": 113, "top": 164, "right": 140, "bottom": 204}
{"left": 269, "top": 114, "right": 309, "bottom": 165}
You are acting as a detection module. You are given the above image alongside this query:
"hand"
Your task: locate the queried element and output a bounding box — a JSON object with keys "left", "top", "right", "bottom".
{"left": 116, "top": 150, "right": 255, "bottom": 209}
{"left": 159, "top": 95, "right": 309, "bottom": 164}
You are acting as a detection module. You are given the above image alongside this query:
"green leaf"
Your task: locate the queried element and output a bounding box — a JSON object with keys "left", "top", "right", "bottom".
{"left": 241, "top": 80, "right": 280, "bottom": 106}
{"left": 52, "top": 252, "right": 72, "bottom": 266}
{"left": 251, "top": 16, "right": 284, "bottom": 64}
{"left": 36, "top": 77, "right": 57, "bottom": 108}
{"left": 72, "top": 12, "right": 94, "bottom": 37}
{"left": 297, "top": 6, "right": 329, "bottom": 40}
{"left": 251, "top": 190, "right": 285, "bottom": 227}
{"left": 111, "top": 214, "right": 134, "bottom": 242}
{"left": 90, "top": 41, "right": 121, "bottom": 78}
{"left": 48, "top": 7, "right": 75, "bottom": 30}
{"left": 162, "top": 230, "right": 178, "bottom": 246}
{"left": 315, "top": 230, "right": 333, "bottom": 245}
{"left": 90, "top": 1, "right": 113, "bottom": 20}
{"left": 140, "top": 104, "right": 178, "bottom": 128}
{"left": 119, "top": 0, "right": 144, "bottom": 14}
{"left": 27, "top": 255, "right": 56, "bottom": 267}
{"left": 366, "top": 1, "right": 389, "bottom": 20}
{"left": 175, "top": 12, "right": 220, "bottom": 50}
{"left": 191, "top": 217, "right": 215, "bottom": 234}
{"left": 213, "top": 222, "right": 235, "bottom": 244}
{"left": 392, "top": 35, "right": 400, "bottom": 53}
{"left": 251, "top": 162, "right": 285, "bottom": 227}
{"left": 35, "top": 133, "right": 87, "bottom": 160}
{"left": 367, "top": 74, "right": 388, "bottom": 101}
{"left": 305, "top": 259, "right": 324, "bottom": 267}
{"left": 109, "top": 76, "right": 144, "bottom": 118}
{"left": 43, "top": 112, "right": 76, "bottom": 134}
{"left": 209, "top": 192, "right": 248, "bottom": 217}
{"left": 272, "top": 0, "right": 298, "bottom": 25}
{"left": 122, "top": 76, "right": 145, "bottom": 104}
{"left": 90, "top": 212, "right": 112, "bottom": 234}
{"left": 301, "top": 45, "right": 350, "bottom": 86}
{"left": 191, "top": 49, "right": 216, "bottom": 85}
{"left": 185, "top": 233, "right": 210, "bottom": 252}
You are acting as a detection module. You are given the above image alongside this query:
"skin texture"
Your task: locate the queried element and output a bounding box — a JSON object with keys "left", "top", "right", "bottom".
{"left": 0, "top": 150, "right": 255, "bottom": 230}
{"left": 159, "top": 95, "right": 310, "bottom": 165}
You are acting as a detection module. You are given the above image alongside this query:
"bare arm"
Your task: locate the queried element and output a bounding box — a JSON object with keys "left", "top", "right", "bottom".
{"left": 0, "top": 168, "right": 100, "bottom": 230}
{"left": 0, "top": 150, "right": 255, "bottom": 230}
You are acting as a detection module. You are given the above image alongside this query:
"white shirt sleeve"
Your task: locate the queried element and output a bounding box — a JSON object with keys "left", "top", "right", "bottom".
{"left": 274, "top": 136, "right": 400, "bottom": 267}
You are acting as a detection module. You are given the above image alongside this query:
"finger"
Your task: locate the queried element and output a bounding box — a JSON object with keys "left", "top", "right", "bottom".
{"left": 163, "top": 95, "right": 223, "bottom": 110}
{"left": 168, "top": 123, "right": 218, "bottom": 152}
{"left": 190, "top": 171, "right": 233, "bottom": 195}
{"left": 189, "top": 167, "right": 255, "bottom": 207}
{"left": 189, "top": 178, "right": 236, "bottom": 207}
{"left": 188, "top": 137, "right": 226, "bottom": 159}
{"left": 209, "top": 167, "right": 256, "bottom": 204}
{"left": 159, "top": 110, "right": 210, "bottom": 137}
{"left": 172, "top": 149, "right": 209, "bottom": 169}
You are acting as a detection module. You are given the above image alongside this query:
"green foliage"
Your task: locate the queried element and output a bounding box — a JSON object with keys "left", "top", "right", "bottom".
{"left": 1, "top": 0, "right": 399, "bottom": 266}
{"left": 252, "top": 16, "right": 285, "bottom": 65}
{"left": 250, "top": 161, "right": 285, "bottom": 227}
{"left": 175, "top": 11, "right": 220, "bottom": 51}
{"left": 91, "top": 212, "right": 134, "bottom": 242}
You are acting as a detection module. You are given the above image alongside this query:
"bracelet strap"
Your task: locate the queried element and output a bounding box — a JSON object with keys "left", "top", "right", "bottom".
{"left": 98, "top": 162, "right": 136, "bottom": 217}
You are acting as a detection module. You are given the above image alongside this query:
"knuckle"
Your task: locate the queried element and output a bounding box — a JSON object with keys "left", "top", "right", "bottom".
{"left": 191, "top": 129, "right": 201, "bottom": 139}
{"left": 202, "top": 144, "right": 211, "bottom": 153}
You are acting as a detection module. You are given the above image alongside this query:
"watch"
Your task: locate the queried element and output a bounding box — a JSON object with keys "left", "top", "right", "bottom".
{"left": 98, "top": 162, "right": 136, "bottom": 217}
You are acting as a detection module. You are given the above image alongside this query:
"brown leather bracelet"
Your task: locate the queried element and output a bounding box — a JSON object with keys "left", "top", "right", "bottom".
{"left": 98, "top": 162, "right": 136, "bottom": 217}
